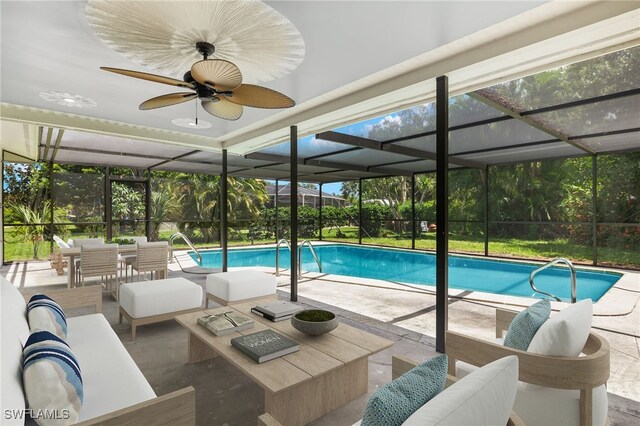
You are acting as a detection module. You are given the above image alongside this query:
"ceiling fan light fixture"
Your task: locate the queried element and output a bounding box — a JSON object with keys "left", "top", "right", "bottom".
{"left": 39, "top": 91, "right": 97, "bottom": 108}
{"left": 172, "top": 118, "right": 212, "bottom": 129}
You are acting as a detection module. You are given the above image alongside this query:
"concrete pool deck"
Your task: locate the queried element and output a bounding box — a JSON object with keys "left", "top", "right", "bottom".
{"left": 2, "top": 254, "right": 639, "bottom": 424}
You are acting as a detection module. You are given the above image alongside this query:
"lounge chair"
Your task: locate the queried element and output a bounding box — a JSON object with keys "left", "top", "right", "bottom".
{"left": 446, "top": 303, "right": 610, "bottom": 425}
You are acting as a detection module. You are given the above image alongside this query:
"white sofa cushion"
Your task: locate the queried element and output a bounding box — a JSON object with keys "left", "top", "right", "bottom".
{"left": 527, "top": 299, "right": 593, "bottom": 357}
{"left": 404, "top": 356, "right": 518, "bottom": 426}
{"left": 513, "top": 382, "right": 607, "bottom": 426}
{"left": 1, "top": 278, "right": 31, "bottom": 426}
{"left": 66, "top": 314, "right": 156, "bottom": 421}
{"left": 455, "top": 358, "right": 608, "bottom": 426}
{"left": 206, "top": 270, "right": 276, "bottom": 302}
{"left": 119, "top": 278, "right": 203, "bottom": 318}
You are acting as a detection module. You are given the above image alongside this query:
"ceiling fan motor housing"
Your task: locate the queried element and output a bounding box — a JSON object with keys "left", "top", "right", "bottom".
{"left": 183, "top": 71, "right": 213, "bottom": 100}
{"left": 196, "top": 41, "right": 215, "bottom": 59}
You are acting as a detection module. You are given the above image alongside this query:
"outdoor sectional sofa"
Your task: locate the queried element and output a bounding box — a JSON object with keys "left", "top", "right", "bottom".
{"left": 1, "top": 278, "right": 195, "bottom": 425}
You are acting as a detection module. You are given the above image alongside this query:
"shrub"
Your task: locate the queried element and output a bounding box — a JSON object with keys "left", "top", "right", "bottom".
{"left": 398, "top": 201, "right": 436, "bottom": 236}
{"left": 356, "top": 204, "right": 392, "bottom": 237}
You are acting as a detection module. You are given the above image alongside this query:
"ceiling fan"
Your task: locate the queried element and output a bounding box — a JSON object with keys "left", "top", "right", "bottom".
{"left": 101, "top": 42, "right": 295, "bottom": 121}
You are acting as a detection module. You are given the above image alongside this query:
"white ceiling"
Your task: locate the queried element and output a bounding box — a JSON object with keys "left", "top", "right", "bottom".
{"left": 1, "top": 1, "right": 638, "bottom": 158}
{"left": 0, "top": 1, "right": 546, "bottom": 150}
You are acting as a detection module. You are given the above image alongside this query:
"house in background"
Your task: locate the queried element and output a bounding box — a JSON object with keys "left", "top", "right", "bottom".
{"left": 266, "top": 184, "right": 346, "bottom": 208}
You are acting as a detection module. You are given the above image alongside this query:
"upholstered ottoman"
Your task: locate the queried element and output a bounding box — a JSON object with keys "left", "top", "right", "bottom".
{"left": 119, "top": 277, "right": 203, "bottom": 339}
{"left": 206, "top": 270, "right": 277, "bottom": 307}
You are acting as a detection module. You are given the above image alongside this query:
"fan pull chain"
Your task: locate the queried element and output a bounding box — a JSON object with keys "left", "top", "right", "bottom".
{"left": 195, "top": 99, "right": 198, "bottom": 126}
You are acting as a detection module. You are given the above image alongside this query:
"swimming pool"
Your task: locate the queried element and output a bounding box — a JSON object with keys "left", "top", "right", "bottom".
{"left": 190, "top": 244, "right": 621, "bottom": 302}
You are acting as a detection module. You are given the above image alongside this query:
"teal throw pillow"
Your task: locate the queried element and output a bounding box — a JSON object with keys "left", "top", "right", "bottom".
{"left": 361, "top": 354, "right": 447, "bottom": 426}
{"left": 503, "top": 299, "right": 551, "bottom": 351}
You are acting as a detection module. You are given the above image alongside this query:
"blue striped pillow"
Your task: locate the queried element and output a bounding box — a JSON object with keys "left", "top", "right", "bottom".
{"left": 27, "top": 294, "right": 67, "bottom": 339}
{"left": 23, "top": 331, "right": 83, "bottom": 424}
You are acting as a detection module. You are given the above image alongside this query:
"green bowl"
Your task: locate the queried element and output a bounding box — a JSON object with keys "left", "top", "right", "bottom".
{"left": 291, "top": 309, "right": 339, "bottom": 336}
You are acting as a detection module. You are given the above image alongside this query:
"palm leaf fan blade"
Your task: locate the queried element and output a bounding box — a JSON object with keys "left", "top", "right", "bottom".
{"left": 225, "top": 84, "right": 295, "bottom": 109}
{"left": 191, "top": 59, "right": 243, "bottom": 92}
{"left": 201, "top": 98, "right": 243, "bottom": 121}
{"left": 101, "top": 67, "right": 195, "bottom": 89}
{"left": 139, "top": 92, "right": 197, "bottom": 110}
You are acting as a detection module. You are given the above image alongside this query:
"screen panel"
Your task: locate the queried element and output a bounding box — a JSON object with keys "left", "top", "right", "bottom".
{"left": 482, "top": 46, "right": 640, "bottom": 111}
{"left": 450, "top": 119, "right": 553, "bottom": 155}
{"left": 529, "top": 94, "right": 640, "bottom": 137}
{"left": 580, "top": 131, "right": 640, "bottom": 154}
{"left": 458, "top": 142, "right": 584, "bottom": 164}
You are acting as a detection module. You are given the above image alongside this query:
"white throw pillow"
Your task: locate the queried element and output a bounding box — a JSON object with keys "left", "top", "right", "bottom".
{"left": 523, "top": 299, "right": 593, "bottom": 392}
{"left": 527, "top": 299, "right": 593, "bottom": 357}
{"left": 403, "top": 355, "right": 518, "bottom": 426}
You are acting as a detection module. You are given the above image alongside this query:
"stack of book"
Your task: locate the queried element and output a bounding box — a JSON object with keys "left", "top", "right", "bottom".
{"left": 197, "top": 311, "right": 255, "bottom": 336}
{"left": 231, "top": 329, "right": 299, "bottom": 363}
{"left": 251, "top": 301, "right": 302, "bottom": 322}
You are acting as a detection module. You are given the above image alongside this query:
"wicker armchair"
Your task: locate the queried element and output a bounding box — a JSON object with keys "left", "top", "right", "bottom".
{"left": 446, "top": 307, "right": 610, "bottom": 426}
{"left": 257, "top": 355, "right": 525, "bottom": 426}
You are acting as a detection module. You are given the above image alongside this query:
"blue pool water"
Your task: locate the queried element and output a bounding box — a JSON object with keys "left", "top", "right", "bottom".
{"left": 190, "top": 244, "right": 621, "bottom": 302}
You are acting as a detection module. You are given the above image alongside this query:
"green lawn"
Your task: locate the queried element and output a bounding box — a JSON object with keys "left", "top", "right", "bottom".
{"left": 4, "top": 238, "right": 53, "bottom": 261}
{"left": 4, "top": 225, "right": 638, "bottom": 269}
{"left": 321, "top": 226, "right": 640, "bottom": 268}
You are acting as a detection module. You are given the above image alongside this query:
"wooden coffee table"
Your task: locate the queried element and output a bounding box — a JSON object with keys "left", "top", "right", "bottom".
{"left": 175, "top": 298, "right": 393, "bottom": 426}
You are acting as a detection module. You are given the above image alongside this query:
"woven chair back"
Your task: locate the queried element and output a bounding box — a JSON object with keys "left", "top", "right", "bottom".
{"left": 72, "top": 238, "right": 105, "bottom": 248}
{"left": 80, "top": 244, "right": 118, "bottom": 279}
{"left": 136, "top": 241, "right": 168, "bottom": 274}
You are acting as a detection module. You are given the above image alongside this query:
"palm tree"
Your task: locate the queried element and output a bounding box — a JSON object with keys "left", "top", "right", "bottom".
{"left": 10, "top": 201, "right": 63, "bottom": 259}
{"left": 149, "top": 185, "right": 184, "bottom": 240}
{"left": 227, "top": 177, "right": 269, "bottom": 219}
{"left": 178, "top": 175, "right": 269, "bottom": 243}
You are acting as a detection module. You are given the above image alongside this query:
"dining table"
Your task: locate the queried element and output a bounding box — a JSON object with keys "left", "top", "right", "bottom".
{"left": 60, "top": 245, "right": 137, "bottom": 288}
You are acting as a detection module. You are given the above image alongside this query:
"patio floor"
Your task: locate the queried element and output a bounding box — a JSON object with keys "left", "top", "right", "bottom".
{"left": 2, "top": 256, "right": 639, "bottom": 425}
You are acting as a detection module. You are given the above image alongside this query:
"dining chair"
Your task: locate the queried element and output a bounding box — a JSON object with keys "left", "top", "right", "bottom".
{"left": 131, "top": 241, "right": 169, "bottom": 282}
{"left": 119, "top": 236, "right": 148, "bottom": 282}
{"left": 70, "top": 238, "right": 105, "bottom": 284}
{"left": 70, "top": 237, "right": 105, "bottom": 247}
{"left": 79, "top": 244, "right": 119, "bottom": 298}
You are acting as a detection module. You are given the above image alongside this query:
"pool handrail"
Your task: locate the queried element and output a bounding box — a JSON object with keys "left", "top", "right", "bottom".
{"left": 529, "top": 257, "right": 576, "bottom": 303}
{"left": 169, "top": 232, "right": 202, "bottom": 265}
{"left": 298, "top": 240, "right": 322, "bottom": 275}
{"left": 275, "top": 239, "right": 291, "bottom": 277}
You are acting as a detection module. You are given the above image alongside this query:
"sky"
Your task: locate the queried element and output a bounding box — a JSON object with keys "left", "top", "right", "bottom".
{"left": 261, "top": 109, "right": 408, "bottom": 196}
